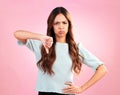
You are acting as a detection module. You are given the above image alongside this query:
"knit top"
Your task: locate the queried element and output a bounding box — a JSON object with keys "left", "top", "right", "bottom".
{"left": 18, "top": 39, "right": 103, "bottom": 94}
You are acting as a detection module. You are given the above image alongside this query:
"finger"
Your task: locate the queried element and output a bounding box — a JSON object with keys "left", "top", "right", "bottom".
{"left": 46, "top": 37, "right": 53, "bottom": 43}
{"left": 44, "top": 45, "right": 49, "bottom": 54}
{"left": 62, "top": 87, "right": 76, "bottom": 94}
{"left": 62, "top": 88, "right": 72, "bottom": 94}
{"left": 63, "top": 87, "right": 71, "bottom": 91}
{"left": 64, "top": 82, "right": 72, "bottom": 86}
{"left": 48, "top": 37, "right": 53, "bottom": 42}
{"left": 45, "top": 48, "right": 49, "bottom": 54}
{"left": 42, "top": 43, "right": 49, "bottom": 54}
{"left": 45, "top": 46, "right": 49, "bottom": 54}
{"left": 45, "top": 41, "right": 53, "bottom": 48}
{"left": 42, "top": 40, "right": 49, "bottom": 47}
{"left": 62, "top": 85, "right": 73, "bottom": 91}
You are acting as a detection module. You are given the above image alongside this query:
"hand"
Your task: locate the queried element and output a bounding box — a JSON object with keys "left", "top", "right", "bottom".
{"left": 62, "top": 82, "right": 83, "bottom": 94}
{"left": 41, "top": 35, "right": 53, "bottom": 54}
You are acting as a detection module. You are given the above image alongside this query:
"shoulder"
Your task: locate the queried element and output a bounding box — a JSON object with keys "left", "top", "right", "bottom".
{"left": 76, "top": 42, "right": 83, "bottom": 49}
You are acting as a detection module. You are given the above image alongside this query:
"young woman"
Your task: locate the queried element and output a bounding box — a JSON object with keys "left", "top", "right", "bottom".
{"left": 14, "top": 7, "right": 107, "bottom": 95}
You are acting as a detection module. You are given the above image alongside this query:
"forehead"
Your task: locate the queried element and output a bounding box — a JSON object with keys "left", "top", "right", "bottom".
{"left": 54, "top": 13, "right": 68, "bottom": 22}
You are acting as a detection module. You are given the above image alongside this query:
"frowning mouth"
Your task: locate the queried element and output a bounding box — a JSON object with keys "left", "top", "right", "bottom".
{"left": 58, "top": 31, "right": 64, "bottom": 34}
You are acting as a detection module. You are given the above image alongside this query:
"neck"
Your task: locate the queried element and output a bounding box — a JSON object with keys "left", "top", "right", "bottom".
{"left": 56, "top": 37, "right": 66, "bottom": 43}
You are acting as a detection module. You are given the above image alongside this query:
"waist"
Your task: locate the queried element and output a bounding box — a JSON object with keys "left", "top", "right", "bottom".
{"left": 35, "top": 70, "right": 73, "bottom": 93}
{"left": 38, "top": 92, "right": 75, "bottom": 95}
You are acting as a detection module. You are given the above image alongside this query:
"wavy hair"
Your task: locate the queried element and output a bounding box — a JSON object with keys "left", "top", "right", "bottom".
{"left": 37, "top": 7, "right": 83, "bottom": 75}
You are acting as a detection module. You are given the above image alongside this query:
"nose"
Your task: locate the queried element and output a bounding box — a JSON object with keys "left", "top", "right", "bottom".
{"left": 59, "top": 23, "right": 64, "bottom": 29}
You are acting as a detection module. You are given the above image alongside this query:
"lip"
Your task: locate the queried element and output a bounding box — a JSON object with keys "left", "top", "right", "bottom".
{"left": 58, "top": 31, "right": 64, "bottom": 34}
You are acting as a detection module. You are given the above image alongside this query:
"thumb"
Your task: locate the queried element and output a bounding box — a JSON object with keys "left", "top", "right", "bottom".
{"left": 42, "top": 40, "right": 50, "bottom": 54}
{"left": 45, "top": 47, "right": 49, "bottom": 54}
{"left": 43, "top": 44, "right": 49, "bottom": 54}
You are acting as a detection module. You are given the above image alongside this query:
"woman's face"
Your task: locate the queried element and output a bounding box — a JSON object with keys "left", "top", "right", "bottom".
{"left": 53, "top": 13, "right": 69, "bottom": 40}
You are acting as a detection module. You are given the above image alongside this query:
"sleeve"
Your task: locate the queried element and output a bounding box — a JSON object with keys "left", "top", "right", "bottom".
{"left": 78, "top": 43, "right": 104, "bottom": 71}
{"left": 17, "top": 39, "right": 42, "bottom": 52}
{"left": 17, "top": 39, "right": 43, "bottom": 61}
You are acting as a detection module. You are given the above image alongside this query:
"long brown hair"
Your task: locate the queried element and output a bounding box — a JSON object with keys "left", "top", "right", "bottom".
{"left": 37, "top": 7, "right": 83, "bottom": 75}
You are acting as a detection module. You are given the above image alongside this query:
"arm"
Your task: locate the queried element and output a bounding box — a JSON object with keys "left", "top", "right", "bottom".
{"left": 14, "top": 30, "right": 44, "bottom": 44}
{"left": 63, "top": 64, "right": 107, "bottom": 94}
{"left": 80, "top": 64, "right": 107, "bottom": 92}
{"left": 14, "top": 30, "right": 53, "bottom": 53}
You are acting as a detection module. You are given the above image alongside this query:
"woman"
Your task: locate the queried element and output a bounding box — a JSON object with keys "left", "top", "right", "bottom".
{"left": 14, "top": 7, "right": 107, "bottom": 95}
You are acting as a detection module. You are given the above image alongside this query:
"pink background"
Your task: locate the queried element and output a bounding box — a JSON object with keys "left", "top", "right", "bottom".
{"left": 0, "top": 0, "right": 120, "bottom": 95}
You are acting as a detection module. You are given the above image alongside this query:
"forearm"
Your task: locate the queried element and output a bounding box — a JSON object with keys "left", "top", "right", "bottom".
{"left": 14, "top": 30, "right": 44, "bottom": 42}
{"left": 80, "top": 64, "right": 107, "bottom": 92}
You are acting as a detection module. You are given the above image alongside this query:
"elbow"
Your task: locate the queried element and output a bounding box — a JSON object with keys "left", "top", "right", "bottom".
{"left": 104, "top": 67, "right": 108, "bottom": 76}
{"left": 14, "top": 30, "right": 19, "bottom": 38}
{"left": 102, "top": 67, "right": 108, "bottom": 77}
{"left": 102, "top": 65, "right": 108, "bottom": 75}
{"left": 13, "top": 30, "right": 27, "bottom": 43}
{"left": 14, "top": 30, "right": 22, "bottom": 39}
{"left": 97, "top": 64, "right": 108, "bottom": 76}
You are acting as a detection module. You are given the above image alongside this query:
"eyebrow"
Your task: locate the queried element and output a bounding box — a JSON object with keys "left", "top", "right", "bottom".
{"left": 54, "top": 20, "right": 68, "bottom": 23}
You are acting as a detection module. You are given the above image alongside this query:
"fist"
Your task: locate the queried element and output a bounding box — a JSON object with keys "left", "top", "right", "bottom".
{"left": 41, "top": 35, "right": 53, "bottom": 54}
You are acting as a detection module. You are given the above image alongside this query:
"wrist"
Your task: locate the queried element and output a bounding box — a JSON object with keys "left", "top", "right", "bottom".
{"left": 79, "top": 86, "right": 85, "bottom": 93}
{"left": 39, "top": 34, "right": 45, "bottom": 41}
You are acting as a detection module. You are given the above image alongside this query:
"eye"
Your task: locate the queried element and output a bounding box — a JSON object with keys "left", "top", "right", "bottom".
{"left": 63, "top": 21, "right": 67, "bottom": 24}
{"left": 54, "top": 22, "right": 59, "bottom": 25}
